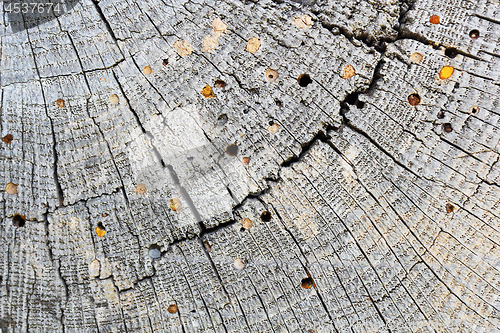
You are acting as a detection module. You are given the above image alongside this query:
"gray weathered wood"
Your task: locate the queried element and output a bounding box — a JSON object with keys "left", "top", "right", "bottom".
{"left": 1, "top": 0, "right": 499, "bottom": 331}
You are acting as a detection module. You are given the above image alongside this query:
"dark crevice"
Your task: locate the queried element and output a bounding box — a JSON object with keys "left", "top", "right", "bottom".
{"left": 22, "top": 23, "right": 64, "bottom": 208}
{"left": 268, "top": 202, "right": 338, "bottom": 331}
{"left": 474, "top": 13, "right": 500, "bottom": 25}
{"left": 281, "top": 129, "right": 332, "bottom": 168}
{"left": 90, "top": 0, "right": 122, "bottom": 48}
{"left": 112, "top": 71, "right": 147, "bottom": 134}
{"left": 215, "top": 309, "right": 229, "bottom": 333}
{"left": 340, "top": 55, "right": 385, "bottom": 119}
{"left": 25, "top": 265, "right": 37, "bottom": 332}
{"left": 395, "top": 0, "right": 416, "bottom": 41}
{"left": 49, "top": 119, "right": 64, "bottom": 206}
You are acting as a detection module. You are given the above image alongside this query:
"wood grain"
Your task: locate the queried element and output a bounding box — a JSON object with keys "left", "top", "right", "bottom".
{"left": 1, "top": 0, "right": 499, "bottom": 331}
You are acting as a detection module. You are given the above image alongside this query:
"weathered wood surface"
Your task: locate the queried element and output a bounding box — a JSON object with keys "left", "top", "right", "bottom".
{"left": 1, "top": 0, "right": 500, "bottom": 331}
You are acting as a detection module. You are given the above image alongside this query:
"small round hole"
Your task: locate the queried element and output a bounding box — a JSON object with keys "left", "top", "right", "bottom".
{"left": 148, "top": 244, "right": 162, "bottom": 259}
{"left": 445, "top": 203, "right": 455, "bottom": 213}
{"left": 469, "top": 105, "right": 479, "bottom": 115}
{"left": 275, "top": 100, "right": 282, "bottom": 107}
{"left": 469, "top": 29, "right": 479, "bottom": 39}
{"left": 96, "top": 222, "right": 106, "bottom": 237}
{"left": 13, "top": 214, "right": 26, "bottom": 227}
{"left": 214, "top": 80, "right": 226, "bottom": 88}
{"left": 442, "top": 123, "right": 453, "bottom": 133}
{"left": 260, "top": 211, "right": 272, "bottom": 222}
{"left": 268, "top": 120, "right": 274, "bottom": 126}
{"left": 240, "top": 227, "right": 245, "bottom": 232}
{"left": 2, "top": 134, "right": 13, "bottom": 144}
{"left": 408, "top": 93, "right": 421, "bottom": 106}
{"left": 203, "top": 240, "right": 212, "bottom": 252}
{"left": 162, "top": 59, "right": 169, "bottom": 66}
{"left": 226, "top": 144, "right": 238, "bottom": 156}
{"left": 297, "top": 74, "right": 312, "bottom": 87}
{"left": 437, "top": 111, "right": 445, "bottom": 119}
{"left": 345, "top": 92, "right": 359, "bottom": 105}
{"left": 444, "top": 47, "right": 458, "bottom": 58}
{"left": 217, "top": 114, "right": 228, "bottom": 126}
{"left": 301, "top": 277, "right": 314, "bottom": 289}
{"left": 265, "top": 69, "right": 279, "bottom": 82}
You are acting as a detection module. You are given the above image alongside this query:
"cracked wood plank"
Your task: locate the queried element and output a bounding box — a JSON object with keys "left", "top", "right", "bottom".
{"left": 1, "top": 0, "right": 500, "bottom": 331}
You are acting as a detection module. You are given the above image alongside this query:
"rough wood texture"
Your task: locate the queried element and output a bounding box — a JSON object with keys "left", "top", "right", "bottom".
{"left": 1, "top": 0, "right": 499, "bottom": 331}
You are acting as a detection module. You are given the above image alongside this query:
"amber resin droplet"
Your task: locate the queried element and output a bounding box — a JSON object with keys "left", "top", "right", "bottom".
{"left": 439, "top": 66, "right": 454, "bottom": 80}
{"left": 429, "top": 15, "right": 440, "bottom": 24}
{"left": 200, "top": 85, "right": 215, "bottom": 98}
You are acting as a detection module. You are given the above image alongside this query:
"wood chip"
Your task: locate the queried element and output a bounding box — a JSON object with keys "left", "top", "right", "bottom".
{"left": 268, "top": 123, "right": 280, "bottom": 134}
{"left": 234, "top": 258, "right": 246, "bottom": 270}
{"left": 293, "top": 15, "right": 313, "bottom": 29}
{"left": 167, "top": 304, "right": 178, "bottom": 314}
{"left": 96, "top": 226, "right": 106, "bottom": 237}
{"left": 410, "top": 52, "right": 423, "bottom": 63}
{"left": 5, "top": 182, "right": 18, "bottom": 195}
{"left": 170, "top": 198, "right": 182, "bottom": 212}
{"left": 202, "top": 35, "right": 218, "bottom": 53}
{"left": 143, "top": 66, "right": 153, "bottom": 75}
{"left": 241, "top": 218, "right": 253, "bottom": 230}
{"left": 135, "top": 183, "right": 147, "bottom": 195}
{"left": 429, "top": 15, "right": 440, "bottom": 24}
{"left": 173, "top": 40, "right": 193, "bottom": 57}
{"left": 341, "top": 64, "right": 356, "bottom": 79}
{"left": 246, "top": 37, "right": 261, "bottom": 53}
{"left": 212, "top": 18, "right": 227, "bottom": 37}
{"left": 2, "top": 134, "right": 13, "bottom": 144}
{"left": 109, "top": 94, "right": 119, "bottom": 104}
{"left": 89, "top": 259, "right": 100, "bottom": 278}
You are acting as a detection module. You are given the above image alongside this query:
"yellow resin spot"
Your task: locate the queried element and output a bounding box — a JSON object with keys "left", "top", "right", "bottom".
{"left": 439, "top": 66, "right": 454, "bottom": 80}
{"left": 170, "top": 198, "right": 182, "bottom": 212}
{"left": 96, "top": 226, "right": 106, "bottom": 237}
{"left": 201, "top": 85, "right": 215, "bottom": 98}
